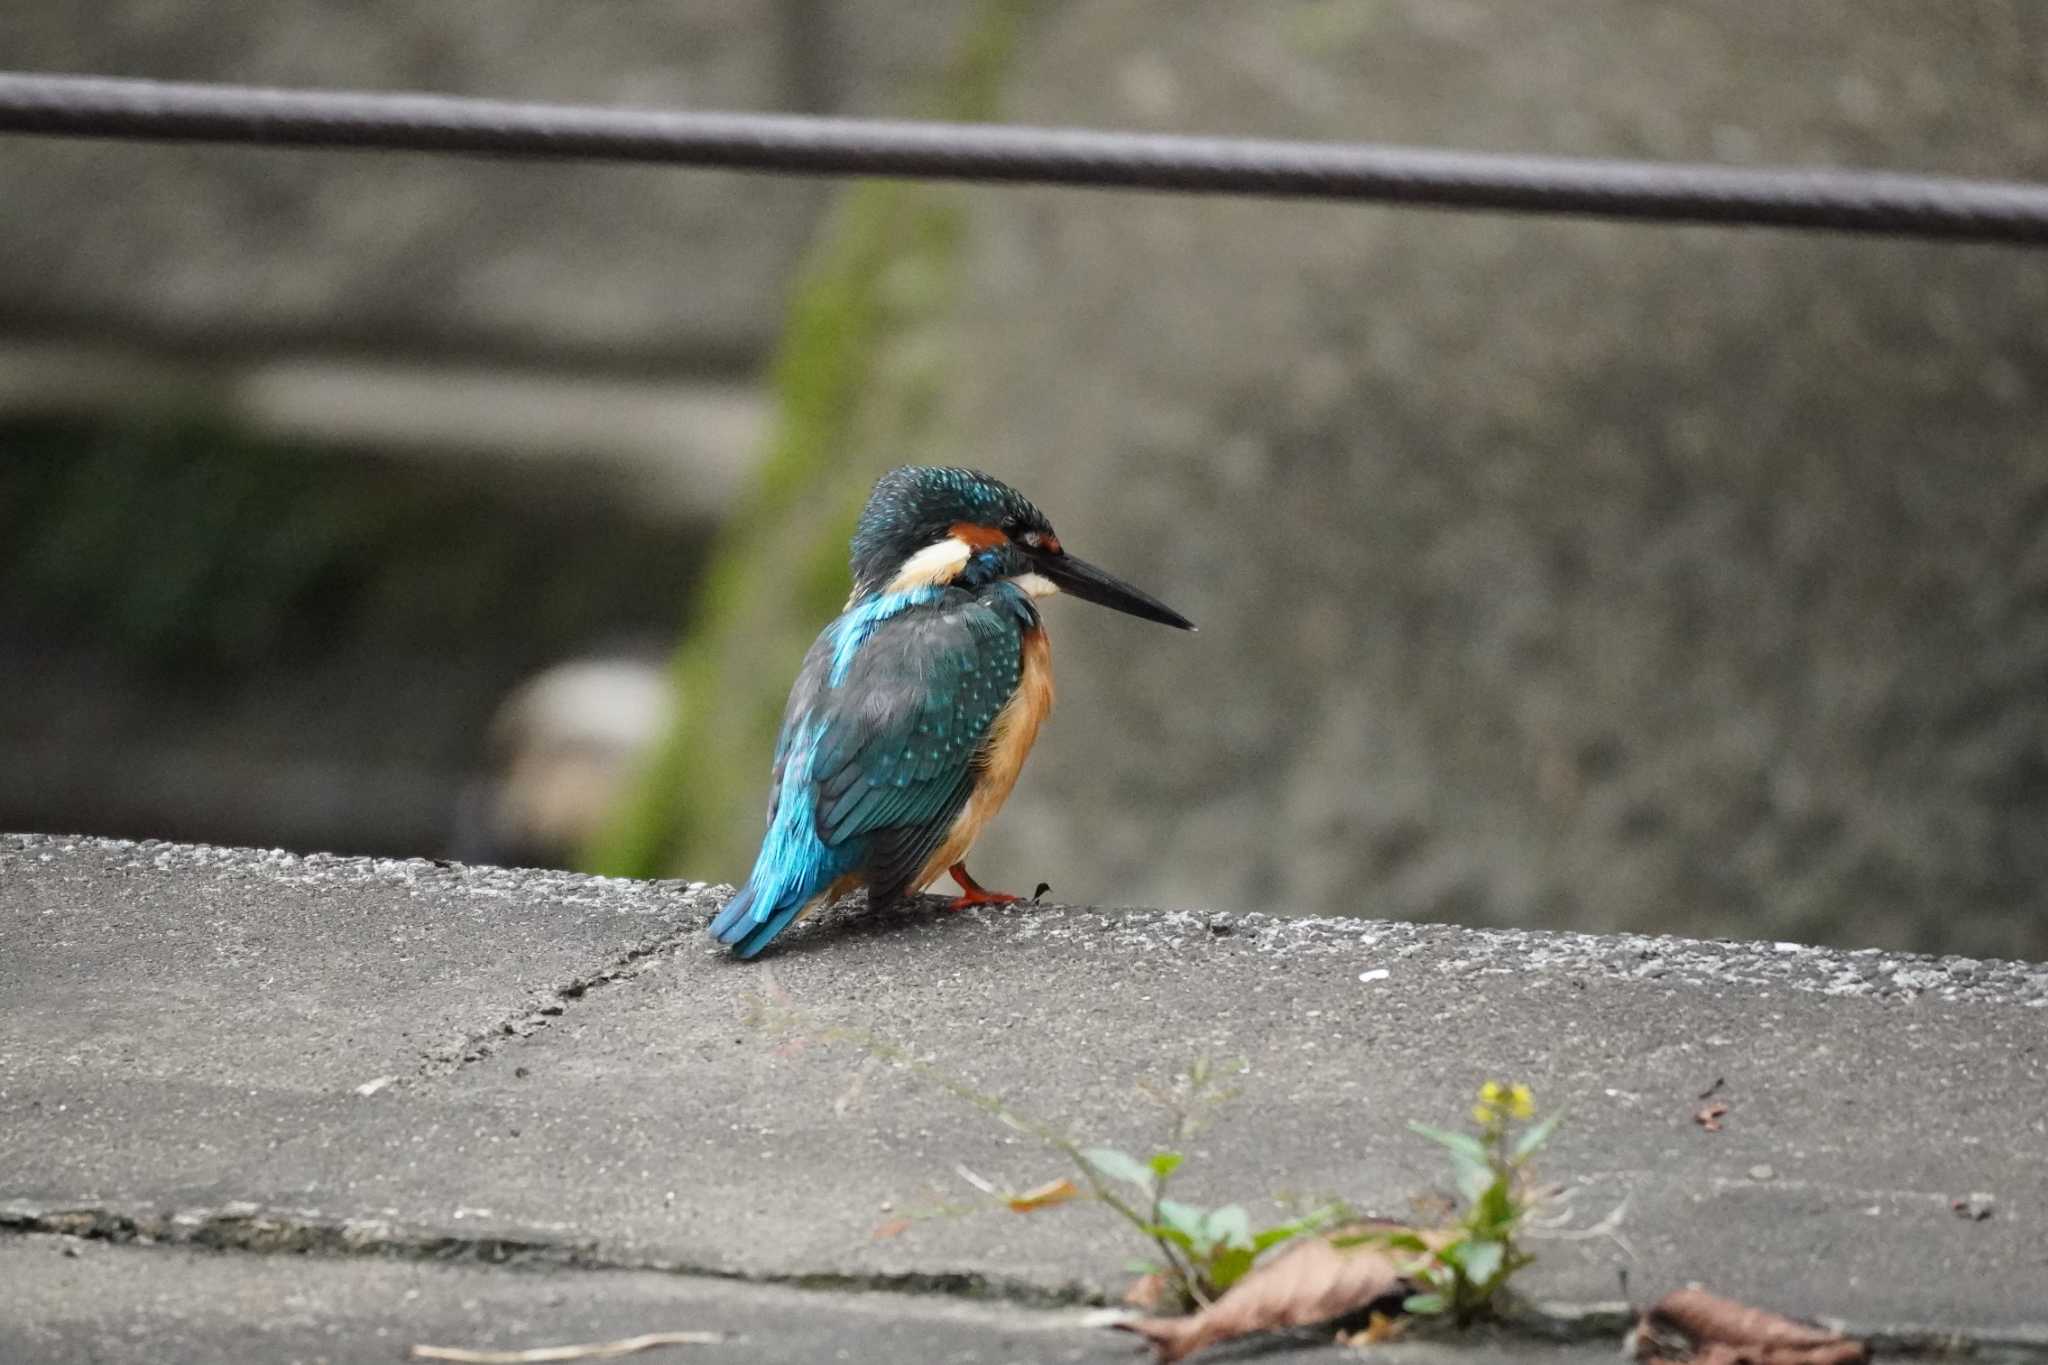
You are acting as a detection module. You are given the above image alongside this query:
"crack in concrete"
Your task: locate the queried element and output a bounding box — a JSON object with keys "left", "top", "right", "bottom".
{"left": 4, "top": 1201, "right": 2045, "bottom": 1360}
{"left": 0, "top": 1199, "right": 1091, "bottom": 1309}
{"left": 414, "top": 916, "right": 714, "bottom": 1079}
{"left": 3, "top": 1201, "right": 583, "bottom": 1267}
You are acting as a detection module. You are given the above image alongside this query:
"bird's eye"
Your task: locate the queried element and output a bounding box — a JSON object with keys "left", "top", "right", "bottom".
{"left": 1018, "top": 530, "right": 1042, "bottom": 549}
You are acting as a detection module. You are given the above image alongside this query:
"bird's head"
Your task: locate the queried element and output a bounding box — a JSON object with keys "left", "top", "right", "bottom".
{"left": 848, "top": 466, "right": 1195, "bottom": 631}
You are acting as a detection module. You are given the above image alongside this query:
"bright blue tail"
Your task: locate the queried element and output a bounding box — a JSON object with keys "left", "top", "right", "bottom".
{"left": 713, "top": 714, "right": 857, "bottom": 959}
{"left": 709, "top": 876, "right": 818, "bottom": 960}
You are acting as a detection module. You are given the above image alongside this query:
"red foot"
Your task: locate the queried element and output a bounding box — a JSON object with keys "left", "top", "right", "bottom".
{"left": 944, "top": 862, "right": 1021, "bottom": 912}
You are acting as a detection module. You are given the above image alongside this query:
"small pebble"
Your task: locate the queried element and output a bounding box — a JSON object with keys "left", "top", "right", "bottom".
{"left": 1749, "top": 1164, "right": 1775, "bottom": 1181}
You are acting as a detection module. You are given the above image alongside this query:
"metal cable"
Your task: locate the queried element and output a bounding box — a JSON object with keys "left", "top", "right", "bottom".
{"left": 4, "top": 71, "right": 2048, "bottom": 245}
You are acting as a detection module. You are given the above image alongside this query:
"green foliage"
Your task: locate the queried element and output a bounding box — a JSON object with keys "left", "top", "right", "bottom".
{"left": 1077, "top": 1141, "right": 1340, "bottom": 1305}
{"left": 1061, "top": 1055, "right": 1342, "bottom": 1307}
{"left": 1351, "top": 1081, "right": 1560, "bottom": 1326}
{"left": 771, "top": 1014, "right": 1338, "bottom": 1314}
{"left": 1072, "top": 1078, "right": 1560, "bottom": 1319}
{"left": 759, "top": 997, "right": 1566, "bottom": 1334}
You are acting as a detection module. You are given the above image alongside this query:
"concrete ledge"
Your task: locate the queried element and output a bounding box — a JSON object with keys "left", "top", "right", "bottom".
{"left": 4, "top": 834, "right": 2045, "bottom": 1361}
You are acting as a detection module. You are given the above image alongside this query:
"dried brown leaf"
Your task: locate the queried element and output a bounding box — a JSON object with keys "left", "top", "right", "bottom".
{"left": 869, "top": 1217, "right": 911, "bottom": 1241}
{"left": 1682, "top": 1347, "right": 1865, "bottom": 1365}
{"left": 1006, "top": 1177, "right": 1080, "bottom": 1212}
{"left": 1122, "top": 1271, "right": 1173, "bottom": 1312}
{"left": 1633, "top": 1287, "right": 1867, "bottom": 1365}
{"left": 1115, "top": 1234, "right": 1409, "bottom": 1363}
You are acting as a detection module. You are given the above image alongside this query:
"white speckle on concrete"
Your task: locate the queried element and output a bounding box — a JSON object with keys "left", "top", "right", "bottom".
{"left": 6, "top": 835, "right": 2044, "bottom": 1015}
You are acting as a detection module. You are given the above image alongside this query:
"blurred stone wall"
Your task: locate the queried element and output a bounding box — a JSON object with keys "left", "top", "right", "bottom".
{"left": 0, "top": 1, "right": 960, "bottom": 367}
{"left": 923, "top": 1, "right": 2048, "bottom": 959}
{"left": 0, "top": 1, "right": 969, "bottom": 857}
{"left": 5, "top": 3, "right": 2044, "bottom": 957}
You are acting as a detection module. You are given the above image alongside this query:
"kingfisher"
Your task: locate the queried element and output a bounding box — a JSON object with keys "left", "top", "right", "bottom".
{"left": 708, "top": 466, "right": 1194, "bottom": 958}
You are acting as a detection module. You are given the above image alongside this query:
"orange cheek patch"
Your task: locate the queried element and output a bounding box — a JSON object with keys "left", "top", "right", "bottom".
{"left": 950, "top": 522, "right": 1009, "bottom": 551}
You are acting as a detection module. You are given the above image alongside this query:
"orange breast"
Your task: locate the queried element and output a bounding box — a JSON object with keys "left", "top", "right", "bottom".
{"left": 915, "top": 624, "right": 1054, "bottom": 889}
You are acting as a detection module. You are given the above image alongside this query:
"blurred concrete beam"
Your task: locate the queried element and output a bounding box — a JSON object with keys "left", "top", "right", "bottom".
{"left": 0, "top": 340, "right": 769, "bottom": 521}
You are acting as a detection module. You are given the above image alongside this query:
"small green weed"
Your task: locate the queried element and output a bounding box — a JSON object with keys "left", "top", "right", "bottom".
{"left": 1348, "top": 1081, "right": 1563, "bottom": 1325}
{"left": 777, "top": 1021, "right": 1339, "bottom": 1310}
{"left": 749, "top": 991, "right": 1567, "bottom": 1332}
{"left": 1076, "top": 1143, "right": 1342, "bottom": 1307}
{"left": 1063, "top": 1056, "right": 1340, "bottom": 1308}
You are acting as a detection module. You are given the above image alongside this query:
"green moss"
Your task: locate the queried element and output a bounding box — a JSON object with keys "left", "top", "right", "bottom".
{"left": 586, "top": 0, "right": 1033, "bottom": 881}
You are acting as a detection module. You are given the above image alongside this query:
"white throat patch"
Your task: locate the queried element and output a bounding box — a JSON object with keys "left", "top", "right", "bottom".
{"left": 885, "top": 536, "right": 972, "bottom": 592}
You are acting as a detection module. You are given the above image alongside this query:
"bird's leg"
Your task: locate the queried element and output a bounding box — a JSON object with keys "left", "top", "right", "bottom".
{"left": 945, "top": 862, "right": 1020, "bottom": 911}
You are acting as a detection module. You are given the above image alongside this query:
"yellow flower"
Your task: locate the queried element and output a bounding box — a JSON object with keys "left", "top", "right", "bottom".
{"left": 1472, "top": 1082, "right": 1504, "bottom": 1125}
{"left": 1473, "top": 1081, "right": 1535, "bottom": 1126}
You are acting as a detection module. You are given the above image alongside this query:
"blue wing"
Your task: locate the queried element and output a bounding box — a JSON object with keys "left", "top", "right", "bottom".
{"left": 709, "top": 586, "right": 1032, "bottom": 957}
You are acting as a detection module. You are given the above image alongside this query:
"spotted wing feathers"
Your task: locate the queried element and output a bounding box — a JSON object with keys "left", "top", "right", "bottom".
{"left": 808, "top": 595, "right": 1024, "bottom": 898}
{"left": 712, "top": 588, "right": 1030, "bottom": 958}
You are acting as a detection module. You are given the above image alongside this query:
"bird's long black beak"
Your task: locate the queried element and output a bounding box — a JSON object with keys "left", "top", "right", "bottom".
{"left": 1030, "top": 550, "right": 1196, "bottom": 631}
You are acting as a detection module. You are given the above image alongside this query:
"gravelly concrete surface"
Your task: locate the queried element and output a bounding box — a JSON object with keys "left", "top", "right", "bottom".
{"left": 4, "top": 834, "right": 2046, "bottom": 1361}
{"left": 0, "top": 1232, "right": 1118, "bottom": 1365}
{"left": 0, "top": 1232, "right": 1627, "bottom": 1365}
